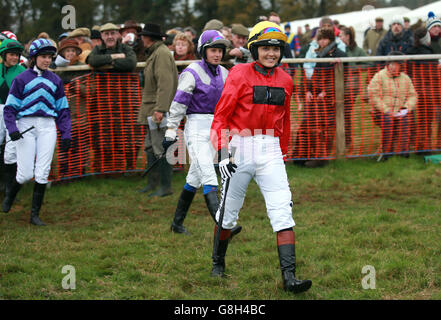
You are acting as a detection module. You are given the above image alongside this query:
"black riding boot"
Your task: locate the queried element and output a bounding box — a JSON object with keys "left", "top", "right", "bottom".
{"left": 204, "top": 190, "right": 242, "bottom": 240}
{"left": 139, "top": 151, "right": 160, "bottom": 193}
{"left": 170, "top": 188, "right": 196, "bottom": 234}
{"left": 148, "top": 157, "right": 173, "bottom": 197}
{"left": 277, "top": 229, "right": 312, "bottom": 294}
{"left": 2, "top": 162, "right": 17, "bottom": 191}
{"left": 204, "top": 191, "right": 219, "bottom": 222}
{"left": 30, "top": 182, "right": 47, "bottom": 226}
{"left": 2, "top": 164, "right": 21, "bottom": 213}
{"left": 211, "top": 226, "right": 231, "bottom": 278}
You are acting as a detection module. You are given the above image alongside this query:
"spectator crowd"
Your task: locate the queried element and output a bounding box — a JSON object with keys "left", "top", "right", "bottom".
{"left": 1, "top": 10, "right": 440, "bottom": 297}
{"left": 0, "top": 9, "right": 440, "bottom": 185}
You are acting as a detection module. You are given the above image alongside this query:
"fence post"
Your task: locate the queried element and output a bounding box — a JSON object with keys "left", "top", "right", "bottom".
{"left": 334, "top": 62, "right": 345, "bottom": 158}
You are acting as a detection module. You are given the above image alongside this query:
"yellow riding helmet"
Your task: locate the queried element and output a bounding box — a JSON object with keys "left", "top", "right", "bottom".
{"left": 247, "top": 21, "right": 287, "bottom": 50}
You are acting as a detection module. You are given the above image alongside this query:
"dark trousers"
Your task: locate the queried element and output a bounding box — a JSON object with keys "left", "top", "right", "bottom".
{"left": 373, "top": 111, "right": 410, "bottom": 154}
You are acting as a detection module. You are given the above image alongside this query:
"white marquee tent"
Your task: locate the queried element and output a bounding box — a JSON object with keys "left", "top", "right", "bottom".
{"left": 404, "top": 0, "right": 441, "bottom": 23}
{"left": 283, "top": 1, "right": 441, "bottom": 48}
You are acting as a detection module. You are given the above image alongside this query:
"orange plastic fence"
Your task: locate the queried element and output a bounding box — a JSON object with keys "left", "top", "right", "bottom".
{"left": 290, "top": 65, "right": 338, "bottom": 159}
{"left": 50, "top": 72, "right": 184, "bottom": 181}
{"left": 288, "top": 62, "right": 441, "bottom": 160}
{"left": 49, "top": 64, "right": 441, "bottom": 181}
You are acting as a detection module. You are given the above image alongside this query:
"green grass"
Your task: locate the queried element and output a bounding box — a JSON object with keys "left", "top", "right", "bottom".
{"left": 0, "top": 155, "right": 440, "bottom": 300}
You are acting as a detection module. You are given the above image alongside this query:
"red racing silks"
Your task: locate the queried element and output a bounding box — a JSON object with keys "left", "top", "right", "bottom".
{"left": 210, "top": 62, "right": 293, "bottom": 155}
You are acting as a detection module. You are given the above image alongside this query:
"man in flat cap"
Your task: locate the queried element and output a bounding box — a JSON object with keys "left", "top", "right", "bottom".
{"left": 363, "top": 17, "right": 388, "bottom": 56}
{"left": 87, "top": 23, "right": 137, "bottom": 71}
{"left": 226, "top": 23, "right": 252, "bottom": 64}
{"left": 86, "top": 23, "right": 138, "bottom": 173}
{"left": 402, "top": 17, "right": 414, "bottom": 40}
{"left": 363, "top": 17, "right": 387, "bottom": 55}
{"left": 403, "top": 17, "right": 411, "bottom": 31}
{"left": 68, "top": 27, "right": 93, "bottom": 63}
{"left": 203, "top": 19, "right": 224, "bottom": 31}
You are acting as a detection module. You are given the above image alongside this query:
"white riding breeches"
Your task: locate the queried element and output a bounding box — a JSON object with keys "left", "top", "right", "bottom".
{"left": 184, "top": 114, "right": 218, "bottom": 188}
{"left": 4, "top": 131, "right": 17, "bottom": 164}
{"left": 0, "top": 104, "right": 17, "bottom": 164}
{"left": 0, "top": 104, "right": 6, "bottom": 144}
{"left": 16, "top": 117, "right": 57, "bottom": 184}
{"left": 216, "top": 134, "right": 295, "bottom": 233}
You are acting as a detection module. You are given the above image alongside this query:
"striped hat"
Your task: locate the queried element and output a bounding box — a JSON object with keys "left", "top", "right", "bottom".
{"left": 1, "top": 30, "right": 17, "bottom": 40}
{"left": 426, "top": 11, "right": 441, "bottom": 31}
{"left": 28, "top": 38, "right": 57, "bottom": 58}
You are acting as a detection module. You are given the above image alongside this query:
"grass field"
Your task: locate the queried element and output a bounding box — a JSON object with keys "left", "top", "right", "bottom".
{"left": 0, "top": 155, "right": 440, "bottom": 300}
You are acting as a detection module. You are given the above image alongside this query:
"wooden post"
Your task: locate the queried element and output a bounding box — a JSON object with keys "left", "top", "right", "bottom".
{"left": 334, "top": 62, "right": 345, "bottom": 158}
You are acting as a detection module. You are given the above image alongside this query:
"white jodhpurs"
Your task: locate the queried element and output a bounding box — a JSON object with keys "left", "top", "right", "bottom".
{"left": 0, "top": 104, "right": 17, "bottom": 164}
{"left": 216, "top": 134, "right": 295, "bottom": 233}
{"left": 4, "top": 131, "right": 17, "bottom": 164}
{"left": 16, "top": 117, "right": 57, "bottom": 184}
{"left": 184, "top": 114, "right": 218, "bottom": 188}
{"left": 0, "top": 104, "right": 6, "bottom": 144}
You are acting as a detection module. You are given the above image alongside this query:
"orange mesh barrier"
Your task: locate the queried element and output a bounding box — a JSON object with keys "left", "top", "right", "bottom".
{"left": 50, "top": 72, "right": 185, "bottom": 181}
{"left": 291, "top": 65, "right": 337, "bottom": 159}
{"left": 48, "top": 64, "right": 441, "bottom": 181}
{"left": 406, "top": 61, "right": 441, "bottom": 152}
{"left": 287, "top": 62, "right": 441, "bottom": 160}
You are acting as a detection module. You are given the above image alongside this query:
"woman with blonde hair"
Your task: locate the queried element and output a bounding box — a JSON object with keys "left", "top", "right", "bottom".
{"left": 172, "top": 33, "right": 196, "bottom": 72}
{"left": 173, "top": 33, "right": 196, "bottom": 60}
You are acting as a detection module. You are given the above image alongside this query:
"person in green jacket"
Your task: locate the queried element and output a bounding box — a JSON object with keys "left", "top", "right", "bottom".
{"left": 137, "top": 23, "right": 178, "bottom": 197}
{"left": 0, "top": 39, "right": 25, "bottom": 104}
{"left": 0, "top": 38, "right": 26, "bottom": 192}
